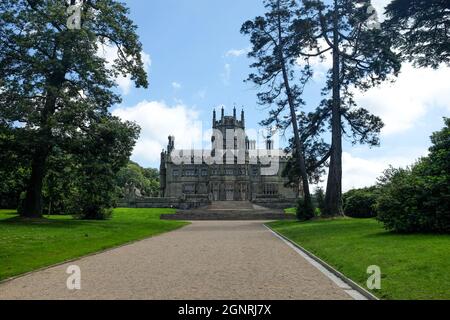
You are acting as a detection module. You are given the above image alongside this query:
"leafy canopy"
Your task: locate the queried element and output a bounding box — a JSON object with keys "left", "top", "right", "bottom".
{"left": 385, "top": 0, "right": 450, "bottom": 68}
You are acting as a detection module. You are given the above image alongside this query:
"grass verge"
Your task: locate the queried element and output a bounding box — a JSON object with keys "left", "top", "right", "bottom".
{"left": 268, "top": 218, "right": 450, "bottom": 300}
{"left": 284, "top": 208, "right": 296, "bottom": 215}
{"left": 0, "top": 208, "right": 188, "bottom": 281}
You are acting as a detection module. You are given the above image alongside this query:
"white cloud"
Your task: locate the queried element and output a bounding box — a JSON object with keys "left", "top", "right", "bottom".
{"left": 221, "top": 63, "right": 232, "bottom": 85}
{"left": 113, "top": 101, "right": 203, "bottom": 165}
{"left": 141, "top": 52, "right": 152, "bottom": 71}
{"left": 354, "top": 64, "right": 450, "bottom": 135}
{"left": 295, "top": 37, "right": 450, "bottom": 136}
{"left": 115, "top": 76, "right": 133, "bottom": 96}
{"left": 371, "top": 0, "right": 392, "bottom": 20}
{"left": 225, "top": 47, "right": 249, "bottom": 57}
{"left": 97, "top": 43, "right": 151, "bottom": 95}
{"left": 171, "top": 82, "right": 182, "bottom": 89}
{"left": 340, "top": 151, "right": 427, "bottom": 191}
{"left": 315, "top": 149, "right": 428, "bottom": 192}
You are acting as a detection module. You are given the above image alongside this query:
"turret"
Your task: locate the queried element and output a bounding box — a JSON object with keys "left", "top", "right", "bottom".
{"left": 266, "top": 137, "right": 274, "bottom": 150}
{"left": 167, "top": 136, "right": 175, "bottom": 154}
{"left": 160, "top": 150, "right": 167, "bottom": 197}
{"left": 241, "top": 109, "right": 245, "bottom": 127}
{"left": 213, "top": 109, "right": 217, "bottom": 128}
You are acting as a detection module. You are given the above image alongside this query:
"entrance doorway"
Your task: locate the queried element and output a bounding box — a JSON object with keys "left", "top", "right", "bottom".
{"left": 237, "top": 183, "right": 248, "bottom": 201}
{"left": 225, "top": 184, "right": 234, "bottom": 201}
{"left": 210, "top": 183, "right": 220, "bottom": 201}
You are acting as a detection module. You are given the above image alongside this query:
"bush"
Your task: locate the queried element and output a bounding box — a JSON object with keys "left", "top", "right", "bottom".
{"left": 313, "top": 187, "right": 326, "bottom": 214}
{"left": 314, "top": 207, "right": 322, "bottom": 217}
{"left": 376, "top": 119, "right": 450, "bottom": 233}
{"left": 343, "top": 188, "right": 378, "bottom": 218}
{"left": 296, "top": 197, "right": 315, "bottom": 221}
{"left": 377, "top": 164, "right": 449, "bottom": 233}
{"left": 76, "top": 206, "right": 113, "bottom": 220}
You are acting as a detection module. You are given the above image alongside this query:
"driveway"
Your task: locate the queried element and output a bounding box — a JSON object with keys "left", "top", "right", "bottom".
{"left": 0, "top": 221, "right": 356, "bottom": 300}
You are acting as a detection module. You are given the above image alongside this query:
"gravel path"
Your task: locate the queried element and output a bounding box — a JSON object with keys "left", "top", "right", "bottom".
{"left": 0, "top": 221, "right": 353, "bottom": 300}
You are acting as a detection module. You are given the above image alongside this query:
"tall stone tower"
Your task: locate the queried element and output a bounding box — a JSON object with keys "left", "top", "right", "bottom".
{"left": 211, "top": 106, "right": 247, "bottom": 162}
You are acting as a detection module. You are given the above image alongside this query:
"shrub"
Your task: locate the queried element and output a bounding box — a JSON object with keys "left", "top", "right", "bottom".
{"left": 377, "top": 164, "right": 450, "bottom": 233}
{"left": 376, "top": 119, "right": 450, "bottom": 233}
{"left": 75, "top": 163, "right": 117, "bottom": 220}
{"left": 343, "top": 188, "right": 378, "bottom": 218}
{"left": 313, "top": 187, "right": 326, "bottom": 214}
{"left": 76, "top": 206, "right": 113, "bottom": 221}
{"left": 314, "top": 207, "right": 322, "bottom": 217}
{"left": 296, "top": 197, "right": 315, "bottom": 221}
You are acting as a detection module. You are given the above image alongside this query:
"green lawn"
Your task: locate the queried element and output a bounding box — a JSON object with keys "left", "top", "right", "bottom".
{"left": 284, "top": 207, "right": 296, "bottom": 215}
{"left": 0, "top": 208, "right": 188, "bottom": 282}
{"left": 268, "top": 218, "right": 450, "bottom": 300}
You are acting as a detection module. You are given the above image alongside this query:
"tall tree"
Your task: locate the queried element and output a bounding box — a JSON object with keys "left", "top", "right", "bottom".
{"left": 294, "top": 0, "right": 400, "bottom": 216}
{"left": 241, "top": 0, "right": 316, "bottom": 218}
{"left": 385, "top": 0, "right": 450, "bottom": 68}
{"left": 72, "top": 116, "right": 140, "bottom": 219}
{"left": 0, "top": 0, "right": 148, "bottom": 218}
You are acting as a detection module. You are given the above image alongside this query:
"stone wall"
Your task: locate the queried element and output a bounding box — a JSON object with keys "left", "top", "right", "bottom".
{"left": 117, "top": 197, "right": 180, "bottom": 209}
{"left": 117, "top": 196, "right": 211, "bottom": 210}
{"left": 252, "top": 197, "right": 297, "bottom": 210}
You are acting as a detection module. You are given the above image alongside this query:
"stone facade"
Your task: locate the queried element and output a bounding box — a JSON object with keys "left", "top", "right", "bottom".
{"left": 159, "top": 108, "right": 298, "bottom": 209}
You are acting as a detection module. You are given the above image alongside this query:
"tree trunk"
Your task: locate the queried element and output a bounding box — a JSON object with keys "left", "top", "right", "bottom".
{"left": 22, "top": 146, "right": 51, "bottom": 218}
{"left": 288, "top": 96, "right": 313, "bottom": 216}
{"left": 276, "top": 1, "right": 313, "bottom": 217}
{"left": 324, "top": 0, "right": 344, "bottom": 217}
{"left": 21, "top": 76, "right": 61, "bottom": 218}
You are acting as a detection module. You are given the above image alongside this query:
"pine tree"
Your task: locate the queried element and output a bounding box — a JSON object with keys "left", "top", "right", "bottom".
{"left": 385, "top": 0, "right": 450, "bottom": 68}
{"left": 294, "top": 0, "right": 401, "bottom": 216}
{"left": 241, "top": 0, "right": 316, "bottom": 219}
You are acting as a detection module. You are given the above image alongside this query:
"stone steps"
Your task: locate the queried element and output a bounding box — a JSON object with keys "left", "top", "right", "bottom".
{"left": 161, "top": 213, "right": 295, "bottom": 221}
{"left": 160, "top": 201, "right": 295, "bottom": 221}
{"left": 161, "top": 210, "right": 295, "bottom": 221}
{"left": 207, "top": 201, "right": 255, "bottom": 210}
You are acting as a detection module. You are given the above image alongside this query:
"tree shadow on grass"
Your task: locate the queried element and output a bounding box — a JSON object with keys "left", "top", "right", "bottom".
{"left": 0, "top": 215, "right": 104, "bottom": 229}
{"left": 0, "top": 210, "right": 19, "bottom": 216}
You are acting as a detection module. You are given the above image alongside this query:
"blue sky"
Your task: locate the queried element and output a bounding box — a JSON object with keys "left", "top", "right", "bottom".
{"left": 111, "top": 0, "right": 450, "bottom": 191}
{"left": 119, "top": 0, "right": 265, "bottom": 110}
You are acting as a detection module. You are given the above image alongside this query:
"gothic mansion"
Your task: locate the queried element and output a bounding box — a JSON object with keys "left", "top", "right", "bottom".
{"left": 159, "top": 108, "right": 298, "bottom": 209}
